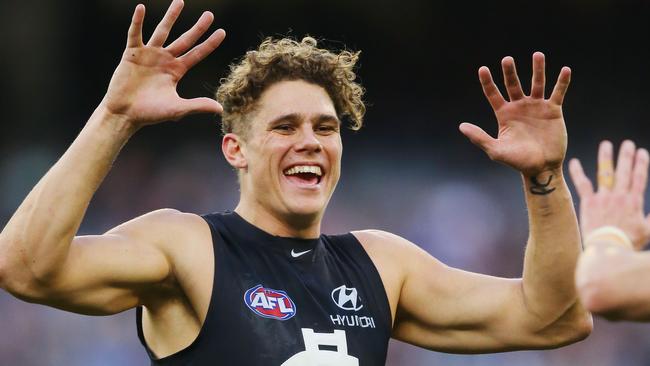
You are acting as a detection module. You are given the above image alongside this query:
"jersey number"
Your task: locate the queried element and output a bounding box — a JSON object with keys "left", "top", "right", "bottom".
{"left": 281, "top": 328, "right": 358, "bottom": 366}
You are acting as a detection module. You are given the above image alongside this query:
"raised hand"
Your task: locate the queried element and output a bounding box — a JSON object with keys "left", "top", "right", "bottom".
{"left": 459, "top": 53, "right": 571, "bottom": 177}
{"left": 100, "top": 0, "right": 225, "bottom": 128}
{"left": 569, "top": 141, "right": 650, "bottom": 250}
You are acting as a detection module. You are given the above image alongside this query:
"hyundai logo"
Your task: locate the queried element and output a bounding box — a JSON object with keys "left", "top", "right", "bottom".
{"left": 331, "top": 285, "right": 363, "bottom": 311}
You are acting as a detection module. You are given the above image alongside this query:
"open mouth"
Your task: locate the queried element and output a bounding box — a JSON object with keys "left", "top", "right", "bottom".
{"left": 283, "top": 165, "right": 323, "bottom": 186}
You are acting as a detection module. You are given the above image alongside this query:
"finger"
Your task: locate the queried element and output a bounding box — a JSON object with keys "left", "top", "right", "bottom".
{"left": 501, "top": 56, "right": 525, "bottom": 101}
{"left": 614, "top": 140, "right": 636, "bottom": 192}
{"left": 179, "top": 29, "right": 226, "bottom": 70}
{"left": 568, "top": 158, "right": 594, "bottom": 198}
{"left": 549, "top": 66, "right": 572, "bottom": 105}
{"left": 166, "top": 11, "right": 214, "bottom": 57}
{"left": 631, "top": 148, "right": 650, "bottom": 196}
{"left": 459, "top": 122, "right": 498, "bottom": 157}
{"left": 127, "top": 4, "right": 145, "bottom": 48}
{"left": 147, "top": 0, "right": 184, "bottom": 47}
{"left": 597, "top": 140, "right": 615, "bottom": 192}
{"left": 530, "top": 52, "right": 546, "bottom": 99}
{"left": 179, "top": 97, "right": 223, "bottom": 116}
{"left": 478, "top": 66, "right": 506, "bottom": 111}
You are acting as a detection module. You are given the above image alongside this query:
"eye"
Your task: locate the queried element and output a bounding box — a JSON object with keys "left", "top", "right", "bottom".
{"left": 273, "top": 124, "right": 294, "bottom": 133}
{"left": 316, "top": 124, "right": 339, "bottom": 134}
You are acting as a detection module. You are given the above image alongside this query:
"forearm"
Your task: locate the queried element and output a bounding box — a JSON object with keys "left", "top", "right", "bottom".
{"left": 576, "top": 235, "right": 650, "bottom": 321}
{"left": 520, "top": 169, "right": 585, "bottom": 321}
{"left": 0, "top": 106, "right": 135, "bottom": 284}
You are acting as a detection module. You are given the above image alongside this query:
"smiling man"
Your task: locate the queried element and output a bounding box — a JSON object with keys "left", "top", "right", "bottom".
{"left": 0, "top": 1, "right": 591, "bottom": 365}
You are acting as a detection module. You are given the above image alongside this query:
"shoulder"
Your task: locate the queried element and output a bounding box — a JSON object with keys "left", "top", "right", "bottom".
{"left": 106, "top": 209, "right": 207, "bottom": 240}
{"left": 352, "top": 229, "right": 427, "bottom": 257}
{"left": 107, "top": 208, "right": 204, "bottom": 230}
{"left": 352, "top": 229, "right": 446, "bottom": 276}
{"left": 352, "top": 229, "right": 406, "bottom": 243}
{"left": 105, "top": 208, "right": 212, "bottom": 263}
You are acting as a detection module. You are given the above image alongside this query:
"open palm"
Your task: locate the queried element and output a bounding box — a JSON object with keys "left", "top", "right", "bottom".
{"left": 460, "top": 53, "right": 571, "bottom": 177}
{"left": 100, "top": 0, "right": 225, "bottom": 127}
{"left": 570, "top": 141, "right": 650, "bottom": 249}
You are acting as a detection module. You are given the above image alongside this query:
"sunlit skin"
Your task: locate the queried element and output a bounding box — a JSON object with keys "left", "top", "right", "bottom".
{"left": 223, "top": 80, "right": 343, "bottom": 238}
{"left": 0, "top": 0, "right": 592, "bottom": 359}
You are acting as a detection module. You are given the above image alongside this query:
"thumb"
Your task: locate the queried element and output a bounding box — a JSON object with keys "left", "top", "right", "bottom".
{"left": 180, "top": 97, "right": 223, "bottom": 117}
{"left": 459, "top": 122, "right": 497, "bottom": 156}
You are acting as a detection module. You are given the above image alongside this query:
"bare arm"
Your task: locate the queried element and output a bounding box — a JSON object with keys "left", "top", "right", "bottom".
{"left": 374, "top": 53, "right": 591, "bottom": 353}
{"left": 570, "top": 140, "right": 650, "bottom": 321}
{"left": 360, "top": 230, "right": 587, "bottom": 354}
{"left": 387, "top": 180, "right": 591, "bottom": 352}
{"left": 0, "top": 0, "right": 224, "bottom": 314}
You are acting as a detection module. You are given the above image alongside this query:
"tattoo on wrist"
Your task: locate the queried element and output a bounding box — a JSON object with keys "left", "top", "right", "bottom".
{"left": 529, "top": 174, "right": 556, "bottom": 195}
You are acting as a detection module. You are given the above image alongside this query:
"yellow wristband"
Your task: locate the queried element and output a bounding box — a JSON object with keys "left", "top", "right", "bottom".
{"left": 584, "top": 226, "right": 633, "bottom": 249}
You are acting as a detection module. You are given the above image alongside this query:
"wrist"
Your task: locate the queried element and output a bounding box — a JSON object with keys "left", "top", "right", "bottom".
{"left": 584, "top": 226, "right": 634, "bottom": 250}
{"left": 522, "top": 168, "right": 565, "bottom": 196}
{"left": 521, "top": 166, "right": 564, "bottom": 180}
{"left": 91, "top": 104, "right": 140, "bottom": 139}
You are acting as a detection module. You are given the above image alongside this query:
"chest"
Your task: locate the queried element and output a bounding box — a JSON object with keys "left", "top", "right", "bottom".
{"left": 203, "top": 238, "right": 391, "bottom": 365}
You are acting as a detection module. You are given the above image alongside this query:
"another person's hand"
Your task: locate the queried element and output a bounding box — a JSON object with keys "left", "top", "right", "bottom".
{"left": 460, "top": 53, "right": 571, "bottom": 177}
{"left": 100, "top": 0, "right": 225, "bottom": 128}
{"left": 569, "top": 140, "right": 650, "bottom": 250}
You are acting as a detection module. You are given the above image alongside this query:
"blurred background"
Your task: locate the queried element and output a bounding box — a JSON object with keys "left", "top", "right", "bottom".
{"left": 1, "top": 0, "right": 650, "bottom": 364}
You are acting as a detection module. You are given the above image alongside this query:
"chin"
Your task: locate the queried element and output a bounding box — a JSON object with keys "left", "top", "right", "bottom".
{"left": 287, "top": 205, "right": 323, "bottom": 218}
{"left": 284, "top": 200, "right": 326, "bottom": 222}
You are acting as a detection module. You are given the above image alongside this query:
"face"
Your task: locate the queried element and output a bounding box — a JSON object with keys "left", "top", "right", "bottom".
{"left": 227, "top": 80, "right": 343, "bottom": 226}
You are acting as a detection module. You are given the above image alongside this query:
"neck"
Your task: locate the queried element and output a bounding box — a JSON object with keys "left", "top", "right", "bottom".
{"left": 234, "top": 201, "right": 322, "bottom": 239}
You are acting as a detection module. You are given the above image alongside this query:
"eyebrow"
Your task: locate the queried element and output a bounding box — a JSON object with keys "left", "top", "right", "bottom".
{"left": 314, "top": 114, "right": 341, "bottom": 125}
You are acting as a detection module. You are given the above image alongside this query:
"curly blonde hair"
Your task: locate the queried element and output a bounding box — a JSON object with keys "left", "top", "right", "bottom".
{"left": 216, "top": 36, "right": 365, "bottom": 136}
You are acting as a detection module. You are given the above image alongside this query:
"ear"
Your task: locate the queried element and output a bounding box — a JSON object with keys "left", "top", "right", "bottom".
{"left": 222, "top": 133, "right": 248, "bottom": 170}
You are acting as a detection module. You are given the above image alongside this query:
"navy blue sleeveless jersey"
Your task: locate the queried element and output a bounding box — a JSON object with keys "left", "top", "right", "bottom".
{"left": 136, "top": 211, "right": 392, "bottom": 365}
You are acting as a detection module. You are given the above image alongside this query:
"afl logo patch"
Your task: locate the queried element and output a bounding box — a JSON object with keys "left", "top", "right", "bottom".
{"left": 244, "top": 284, "right": 297, "bottom": 320}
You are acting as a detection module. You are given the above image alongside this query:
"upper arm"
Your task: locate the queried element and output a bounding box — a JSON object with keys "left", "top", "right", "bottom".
{"left": 577, "top": 249, "right": 650, "bottom": 321}
{"left": 14, "top": 209, "right": 191, "bottom": 315}
{"left": 395, "top": 259, "right": 536, "bottom": 353}
{"left": 356, "top": 230, "right": 575, "bottom": 353}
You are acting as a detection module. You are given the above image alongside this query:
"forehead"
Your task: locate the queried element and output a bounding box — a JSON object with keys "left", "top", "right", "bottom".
{"left": 254, "top": 80, "right": 337, "bottom": 123}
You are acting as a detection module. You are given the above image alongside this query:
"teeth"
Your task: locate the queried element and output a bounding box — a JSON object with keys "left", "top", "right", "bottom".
{"left": 284, "top": 165, "right": 322, "bottom": 176}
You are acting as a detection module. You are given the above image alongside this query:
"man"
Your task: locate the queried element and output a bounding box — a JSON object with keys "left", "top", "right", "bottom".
{"left": 570, "top": 140, "right": 650, "bottom": 321}
{"left": 0, "top": 0, "right": 591, "bottom": 364}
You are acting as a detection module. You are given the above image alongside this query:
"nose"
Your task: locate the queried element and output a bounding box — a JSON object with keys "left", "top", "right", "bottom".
{"left": 294, "top": 125, "right": 322, "bottom": 153}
